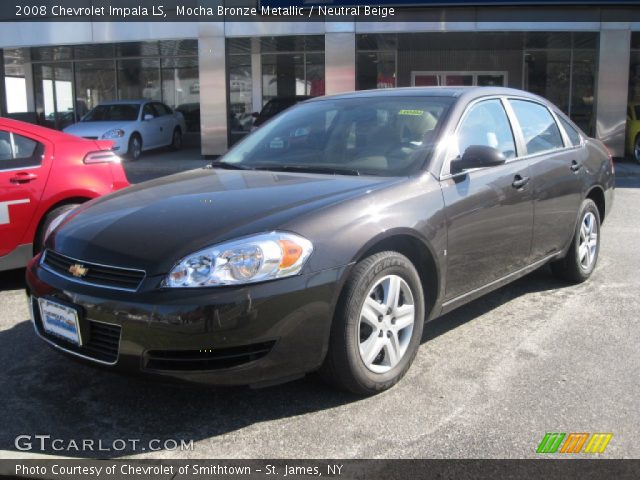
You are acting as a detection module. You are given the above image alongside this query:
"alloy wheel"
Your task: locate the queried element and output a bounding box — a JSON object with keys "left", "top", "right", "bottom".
{"left": 131, "top": 137, "right": 141, "bottom": 159}
{"left": 578, "top": 211, "right": 598, "bottom": 270}
{"left": 358, "top": 275, "right": 415, "bottom": 374}
{"left": 173, "top": 130, "right": 182, "bottom": 149}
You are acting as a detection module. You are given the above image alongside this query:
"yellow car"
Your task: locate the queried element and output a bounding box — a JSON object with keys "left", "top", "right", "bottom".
{"left": 626, "top": 102, "right": 640, "bottom": 163}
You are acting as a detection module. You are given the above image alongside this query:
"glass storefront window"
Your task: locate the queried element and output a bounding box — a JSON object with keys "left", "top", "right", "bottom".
{"left": 570, "top": 49, "right": 597, "bottom": 134}
{"left": 161, "top": 57, "right": 199, "bottom": 109}
{"left": 524, "top": 32, "right": 598, "bottom": 135}
{"left": 357, "top": 52, "right": 396, "bottom": 90}
{"left": 261, "top": 52, "right": 324, "bottom": 103}
{"left": 116, "top": 42, "right": 160, "bottom": 58}
{"left": 23, "top": 40, "right": 198, "bottom": 130}
{"left": 306, "top": 53, "right": 325, "bottom": 96}
{"left": 524, "top": 49, "right": 571, "bottom": 113}
{"left": 74, "top": 60, "right": 116, "bottom": 117}
{"left": 229, "top": 54, "right": 252, "bottom": 138}
{"left": 117, "top": 58, "right": 161, "bottom": 101}
{"left": 3, "top": 48, "right": 28, "bottom": 114}
{"left": 33, "top": 63, "right": 74, "bottom": 129}
{"left": 73, "top": 44, "right": 115, "bottom": 60}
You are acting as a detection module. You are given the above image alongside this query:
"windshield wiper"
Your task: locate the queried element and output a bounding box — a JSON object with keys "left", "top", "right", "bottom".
{"left": 252, "top": 165, "right": 361, "bottom": 176}
{"left": 207, "top": 161, "right": 254, "bottom": 171}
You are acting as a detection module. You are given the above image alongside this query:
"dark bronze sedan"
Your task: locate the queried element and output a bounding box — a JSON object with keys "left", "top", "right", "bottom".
{"left": 26, "top": 87, "right": 614, "bottom": 395}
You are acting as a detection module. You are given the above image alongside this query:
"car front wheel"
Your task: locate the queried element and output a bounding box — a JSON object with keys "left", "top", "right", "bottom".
{"left": 170, "top": 128, "right": 182, "bottom": 150}
{"left": 634, "top": 134, "right": 640, "bottom": 164}
{"left": 551, "top": 198, "right": 601, "bottom": 283}
{"left": 128, "top": 134, "right": 142, "bottom": 161}
{"left": 320, "top": 251, "right": 425, "bottom": 395}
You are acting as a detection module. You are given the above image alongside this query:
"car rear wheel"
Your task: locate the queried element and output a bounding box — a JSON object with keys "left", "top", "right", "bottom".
{"left": 551, "top": 199, "right": 600, "bottom": 283}
{"left": 320, "top": 251, "right": 424, "bottom": 395}
{"left": 634, "top": 135, "right": 640, "bottom": 164}
{"left": 34, "top": 204, "right": 80, "bottom": 254}
{"left": 128, "top": 134, "right": 142, "bottom": 161}
{"left": 170, "top": 128, "right": 182, "bottom": 150}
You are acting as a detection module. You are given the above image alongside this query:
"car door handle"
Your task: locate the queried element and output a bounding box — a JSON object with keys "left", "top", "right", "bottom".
{"left": 512, "top": 175, "right": 530, "bottom": 189}
{"left": 9, "top": 172, "right": 38, "bottom": 184}
{"left": 570, "top": 160, "right": 582, "bottom": 172}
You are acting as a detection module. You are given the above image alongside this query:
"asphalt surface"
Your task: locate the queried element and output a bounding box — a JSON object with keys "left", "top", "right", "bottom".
{"left": 0, "top": 161, "right": 638, "bottom": 459}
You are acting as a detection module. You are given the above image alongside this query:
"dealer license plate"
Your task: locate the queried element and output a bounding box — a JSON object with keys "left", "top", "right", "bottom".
{"left": 38, "top": 298, "right": 82, "bottom": 346}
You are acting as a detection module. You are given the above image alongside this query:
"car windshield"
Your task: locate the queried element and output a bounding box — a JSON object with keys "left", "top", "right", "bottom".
{"left": 222, "top": 96, "right": 454, "bottom": 176}
{"left": 82, "top": 104, "right": 140, "bottom": 122}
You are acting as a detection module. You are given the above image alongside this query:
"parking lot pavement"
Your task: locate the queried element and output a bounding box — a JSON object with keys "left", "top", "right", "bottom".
{"left": 122, "top": 146, "right": 211, "bottom": 184}
{"left": 0, "top": 177, "right": 638, "bottom": 460}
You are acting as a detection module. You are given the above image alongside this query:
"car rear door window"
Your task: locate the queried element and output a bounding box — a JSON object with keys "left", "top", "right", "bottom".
{"left": 509, "top": 100, "right": 564, "bottom": 155}
{"left": 557, "top": 116, "right": 582, "bottom": 147}
{"left": 455, "top": 99, "right": 516, "bottom": 162}
{"left": 0, "top": 130, "right": 43, "bottom": 170}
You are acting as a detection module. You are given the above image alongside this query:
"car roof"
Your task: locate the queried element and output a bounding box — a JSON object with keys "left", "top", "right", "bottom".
{"left": 306, "top": 86, "right": 548, "bottom": 104}
{"left": 266, "top": 96, "right": 312, "bottom": 102}
{"left": 0, "top": 117, "right": 78, "bottom": 142}
{"left": 95, "top": 100, "right": 148, "bottom": 105}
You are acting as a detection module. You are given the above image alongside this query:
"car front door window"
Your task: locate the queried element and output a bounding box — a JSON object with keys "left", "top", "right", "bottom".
{"left": 452, "top": 99, "right": 516, "bottom": 170}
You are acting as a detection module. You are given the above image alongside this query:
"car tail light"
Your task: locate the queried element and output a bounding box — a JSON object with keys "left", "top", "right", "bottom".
{"left": 83, "top": 151, "right": 121, "bottom": 164}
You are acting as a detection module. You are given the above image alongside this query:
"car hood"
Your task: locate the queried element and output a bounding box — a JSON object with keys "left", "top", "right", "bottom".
{"left": 49, "top": 168, "right": 400, "bottom": 275}
{"left": 64, "top": 121, "right": 135, "bottom": 137}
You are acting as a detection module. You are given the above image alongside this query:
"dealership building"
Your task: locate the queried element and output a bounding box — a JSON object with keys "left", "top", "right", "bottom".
{"left": 1, "top": 2, "right": 640, "bottom": 157}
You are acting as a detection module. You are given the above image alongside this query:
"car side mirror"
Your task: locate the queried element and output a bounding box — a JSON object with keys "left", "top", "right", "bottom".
{"left": 143, "top": 114, "right": 154, "bottom": 121}
{"left": 450, "top": 145, "right": 507, "bottom": 174}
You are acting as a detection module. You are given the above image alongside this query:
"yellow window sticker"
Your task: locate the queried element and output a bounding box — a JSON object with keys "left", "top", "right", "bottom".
{"left": 398, "top": 109, "right": 424, "bottom": 116}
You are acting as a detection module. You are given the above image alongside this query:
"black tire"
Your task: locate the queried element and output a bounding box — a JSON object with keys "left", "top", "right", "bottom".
{"left": 170, "top": 128, "right": 182, "bottom": 150}
{"left": 34, "top": 204, "right": 80, "bottom": 254}
{"left": 127, "top": 134, "right": 142, "bottom": 161}
{"left": 634, "top": 134, "right": 640, "bottom": 164}
{"left": 320, "top": 251, "right": 425, "bottom": 395}
{"left": 551, "top": 199, "right": 601, "bottom": 283}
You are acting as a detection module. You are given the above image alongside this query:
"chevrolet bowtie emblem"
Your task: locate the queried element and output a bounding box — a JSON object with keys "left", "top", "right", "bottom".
{"left": 68, "top": 264, "right": 89, "bottom": 278}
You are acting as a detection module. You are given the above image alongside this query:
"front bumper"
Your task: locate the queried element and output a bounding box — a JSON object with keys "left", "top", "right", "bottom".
{"left": 106, "top": 136, "right": 128, "bottom": 154}
{"left": 26, "top": 255, "right": 347, "bottom": 387}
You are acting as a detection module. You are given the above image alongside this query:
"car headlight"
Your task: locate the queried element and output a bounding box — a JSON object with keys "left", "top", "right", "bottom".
{"left": 102, "top": 128, "right": 125, "bottom": 139}
{"left": 163, "top": 232, "right": 313, "bottom": 288}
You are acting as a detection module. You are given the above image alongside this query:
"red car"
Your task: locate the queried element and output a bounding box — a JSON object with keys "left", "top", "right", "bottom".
{"left": 0, "top": 118, "right": 129, "bottom": 271}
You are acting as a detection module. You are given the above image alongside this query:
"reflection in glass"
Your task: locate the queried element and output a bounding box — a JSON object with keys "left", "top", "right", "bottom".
{"left": 357, "top": 52, "right": 396, "bottom": 90}
{"left": 74, "top": 60, "right": 116, "bottom": 117}
{"left": 3, "top": 48, "right": 28, "bottom": 113}
{"left": 262, "top": 54, "right": 306, "bottom": 103}
{"left": 118, "top": 58, "right": 161, "bottom": 101}
{"left": 524, "top": 50, "right": 571, "bottom": 113}
{"left": 570, "top": 49, "right": 597, "bottom": 134}
{"left": 229, "top": 54, "right": 253, "bottom": 140}
{"left": 445, "top": 75, "right": 473, "bottom": 86}
{"left": 33, "top": 63, "right": 75, "bottom": 129}
{"left": 161, "top": 57, "right": 199, "bottom": 109}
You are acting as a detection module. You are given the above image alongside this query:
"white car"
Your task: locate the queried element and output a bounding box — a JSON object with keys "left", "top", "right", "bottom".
{"left": 64, "top": 100, "right": 186, "bottom": 160}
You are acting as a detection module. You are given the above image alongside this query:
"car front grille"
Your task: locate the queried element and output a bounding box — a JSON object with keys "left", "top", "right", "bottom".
{"left": 144, "top": 341, "right": 276, "bottom": 371}
{"left": 82, "top": 136, "right": 98, "bottom": 140}
{"left": 42, "top": 250, "right": 145, "bottom": 291}
{"left": 32, "top": 297, "right": 121, "bottom": 364}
